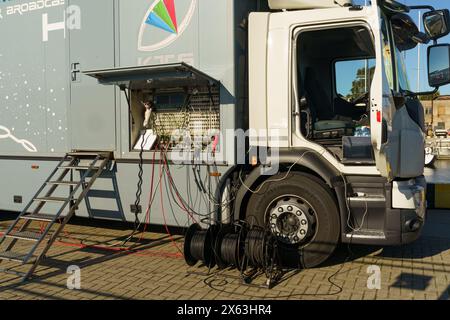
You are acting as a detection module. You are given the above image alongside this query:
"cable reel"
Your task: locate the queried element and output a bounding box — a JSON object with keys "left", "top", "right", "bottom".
{"left": 215, "top": 225, "right": 246, "bottom": 270}
{"left": 184, "top": 223, "right": 218, "bottom": 268}
{"left": 244, "top": 227, "right": 275, "bottom": 268}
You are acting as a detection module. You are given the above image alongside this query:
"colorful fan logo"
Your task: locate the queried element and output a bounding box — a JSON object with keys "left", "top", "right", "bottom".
{"left": 146, "top": 0, "right": 178, "bottom": 34}
{"left": 138, "top": 0, "right": 197, "bottom": 52}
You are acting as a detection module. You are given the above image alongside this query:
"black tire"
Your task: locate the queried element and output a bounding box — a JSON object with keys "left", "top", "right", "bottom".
{"left": 245, "top": 172, "right": 340, "bottom": 268}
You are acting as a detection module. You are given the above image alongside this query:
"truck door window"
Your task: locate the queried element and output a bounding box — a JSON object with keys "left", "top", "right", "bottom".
{"left": 296, "top": 24, "right": 375, "bottom": 159}
{"left": 335, "top": 58, "right": 375, "bottom": 103}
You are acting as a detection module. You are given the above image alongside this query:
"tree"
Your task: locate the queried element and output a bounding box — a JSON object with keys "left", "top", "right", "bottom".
{"left": 346, "top": 66, "right": 376, "bottom": 102}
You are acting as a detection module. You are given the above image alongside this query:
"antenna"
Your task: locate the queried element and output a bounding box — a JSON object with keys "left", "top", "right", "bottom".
{"left": 417, "top": 10, "right": 422, "bottom": 92}
{"left": 364, "top": 1, "right": 368, "bottom": 91}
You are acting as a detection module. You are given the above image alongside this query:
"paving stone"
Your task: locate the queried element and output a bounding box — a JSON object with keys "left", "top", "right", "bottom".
{"left": 1, "top": 210, "right": 450, "bottom": 300}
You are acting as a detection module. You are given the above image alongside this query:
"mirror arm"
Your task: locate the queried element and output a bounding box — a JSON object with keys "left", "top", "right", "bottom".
{"left": 409, "top": 5, "right": 435, "bottom": 12}
{"left": 403, "top": 87, "right": 439, "bottom": 98}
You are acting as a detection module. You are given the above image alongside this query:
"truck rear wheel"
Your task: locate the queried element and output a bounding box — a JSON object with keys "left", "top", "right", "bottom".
{"left": 245, "top": 172, "right": 340, "bottom": 268}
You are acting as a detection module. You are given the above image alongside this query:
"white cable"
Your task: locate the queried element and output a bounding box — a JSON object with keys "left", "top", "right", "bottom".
{"left": 238, "top": 149, "right": 369, "bottom": 232}
{"left": 238, "top": 150, "right": 322, "bottom": 194}
{"left": 341, "top": 173, "right": 369, "bottom": 232}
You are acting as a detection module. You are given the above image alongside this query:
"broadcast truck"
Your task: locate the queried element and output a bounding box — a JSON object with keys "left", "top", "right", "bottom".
{"left": 1, "top": 0, "right": 450, "bottom": 278}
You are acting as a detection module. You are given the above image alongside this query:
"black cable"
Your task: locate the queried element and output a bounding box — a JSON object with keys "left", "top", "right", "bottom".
{"left": 190, "top": 230, "right": 208, "bottom": 262}
{"left": 123, "top": 88, "right": 136, "bottom": 125}
{"left": 245, "top": 228, "right": 267, "bottom": 268}
{"left": 164, "top": 155, "right": 234, "bottom": 218}
{"left": 162, "top": 164, "right": 183, "bottom": 227}
{"left": 201, "top": 233, "right": 361, "bottom": 298}
{"left": 133, "top": 132, "right": 145, "bottom": 230}
{"left": 187, "top": 226, "right": 216, "bottom": 268}
{"left": 203, "top": 267, "right": 345, "bottom": 298}
{"left": 203, "top": 223, "right": 346, "bottom": 297}
{"left": 192, "top": 165, "right": 204, "bottom": 192}
{"left": 192, "top": 217, "right": 352, "bottom": 297}
{"left": 220, "top": 233, "right": 241, "bottom": 267}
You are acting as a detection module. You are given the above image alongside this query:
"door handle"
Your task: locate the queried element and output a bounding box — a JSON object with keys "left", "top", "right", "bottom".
{"left": 71, "top": 62, "right": 81, "bottom": 82}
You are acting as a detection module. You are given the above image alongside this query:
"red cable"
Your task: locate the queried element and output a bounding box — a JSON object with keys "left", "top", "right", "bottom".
{"left": 0, "top": 231, "right": 182, "bottom": 259}
{"left": 54, "top": 240, "right": 182, "bottom": 259}
{"left": 2, "top": 143, "right": 203, "bottom": 260}
{"left": 0, "top": 144, "right": 185, "bottom": 259}
{"left": 161, "top": 149, "right": 198, "bottom": 223}
{"left": 39, "top": 221, "right": 46, "bottom": 233}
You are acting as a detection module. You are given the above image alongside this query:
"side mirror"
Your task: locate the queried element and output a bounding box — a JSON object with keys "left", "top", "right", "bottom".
{"left": 428, "top": 44, "right": 450, "bottom": 87}
{"left": 423, "top": 10, "right": 450, "bottom": 40}
{"left": 392, "top": 13, "right": 430, "bottom": 52}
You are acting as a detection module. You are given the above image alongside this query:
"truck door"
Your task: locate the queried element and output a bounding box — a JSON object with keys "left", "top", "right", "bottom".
{"left": 367, "top": 6, "right": 425, "bottom": 180}
{"left": 69, "top": 0, "right": 116, "bottom": 151}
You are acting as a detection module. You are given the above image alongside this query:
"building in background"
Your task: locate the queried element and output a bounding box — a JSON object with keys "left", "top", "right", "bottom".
{"left": 423, "top": 96, "right": 450, "bottom": 136}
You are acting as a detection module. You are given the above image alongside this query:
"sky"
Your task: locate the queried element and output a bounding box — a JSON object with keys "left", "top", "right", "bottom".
{"left": 352, "top": 0, "right": 450, "bottom": 95}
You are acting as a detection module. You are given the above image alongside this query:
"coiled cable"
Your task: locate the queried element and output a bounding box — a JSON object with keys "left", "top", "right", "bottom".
{"left": 244, "top": 228, "right": 270, "bottom": 268}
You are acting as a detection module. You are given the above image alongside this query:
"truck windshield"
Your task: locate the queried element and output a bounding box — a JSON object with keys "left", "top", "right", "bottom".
{"left": 381, "top": 15, "right": 395, "bottom": 90}
{"left": 381, "top": 13, "right": 413, "bottom": 92}
{"left": 394, "top": 45, "right": 411, "bottom": 91}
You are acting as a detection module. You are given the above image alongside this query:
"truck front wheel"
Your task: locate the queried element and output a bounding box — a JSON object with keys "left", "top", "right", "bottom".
{"left": 245, "top": 172, "right": 340, "bottom": 268}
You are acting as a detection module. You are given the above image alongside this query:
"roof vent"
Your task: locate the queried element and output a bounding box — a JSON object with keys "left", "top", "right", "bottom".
{"left": 268, "top": 0, "right": 353, "bottom": 10}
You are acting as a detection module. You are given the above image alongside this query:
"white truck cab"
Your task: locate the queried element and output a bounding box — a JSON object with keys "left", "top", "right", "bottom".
{"left": 240, "top": 0, "right": 450, "bottom": 267}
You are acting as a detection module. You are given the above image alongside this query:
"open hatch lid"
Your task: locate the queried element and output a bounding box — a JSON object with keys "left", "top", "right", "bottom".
{"left": 84, "top": 63, "right": 219, "bottom": 90}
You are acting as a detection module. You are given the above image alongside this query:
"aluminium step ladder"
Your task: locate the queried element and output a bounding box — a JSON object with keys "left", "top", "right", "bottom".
{"left": 0, "top": 151, "right": 112, "bottom": 282}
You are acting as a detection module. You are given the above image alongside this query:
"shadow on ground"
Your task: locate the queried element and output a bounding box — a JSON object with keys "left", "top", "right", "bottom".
{"left": 0, "top": 229, "right": 181, "bottom": 299}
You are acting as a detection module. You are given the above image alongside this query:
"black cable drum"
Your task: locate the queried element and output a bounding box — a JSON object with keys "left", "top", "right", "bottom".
{"left": 244, "top": 228, "right": 273, "bottom": 268}
{"left": 215, "top": 225, "right": 246, "bottom": 270}
{"left": 184, "top": 224, "right": 217, "bottom": 268}
{"left": 221, "top": 234, "right": 240, "bottom": 264}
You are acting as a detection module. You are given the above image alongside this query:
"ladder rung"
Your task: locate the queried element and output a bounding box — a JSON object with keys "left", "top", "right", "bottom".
{"left": 67, "top": 152, "right": 105, "bottom": 157}
{"left": 47, "top": 181, "right": 80, "bottom": 186}
{"left": 6, "top": 231, "right": 42, "bottom": 241}
{"left": 59, "top": 166, "right": 100, "bottom": 170}
{"left": 87, "top": 190, "right": 117, "bottom": 199}
{"left": 34, "top": 197, "right": 73, "bottom": 203}
{"left": 21, "top": 213, "right": 56, "bottom": 222}
{"left": 0, "top": 251, "right": 29, "bottom": 263}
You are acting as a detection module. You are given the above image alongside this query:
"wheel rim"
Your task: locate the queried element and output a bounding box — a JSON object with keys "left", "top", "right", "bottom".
{"left": 266, "top": 195, "right": 317, "bottom": 245}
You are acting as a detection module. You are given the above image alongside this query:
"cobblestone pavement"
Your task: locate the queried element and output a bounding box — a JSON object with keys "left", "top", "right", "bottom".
{"left": 0, "top": 210, "right": 449, "bottom": 300}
